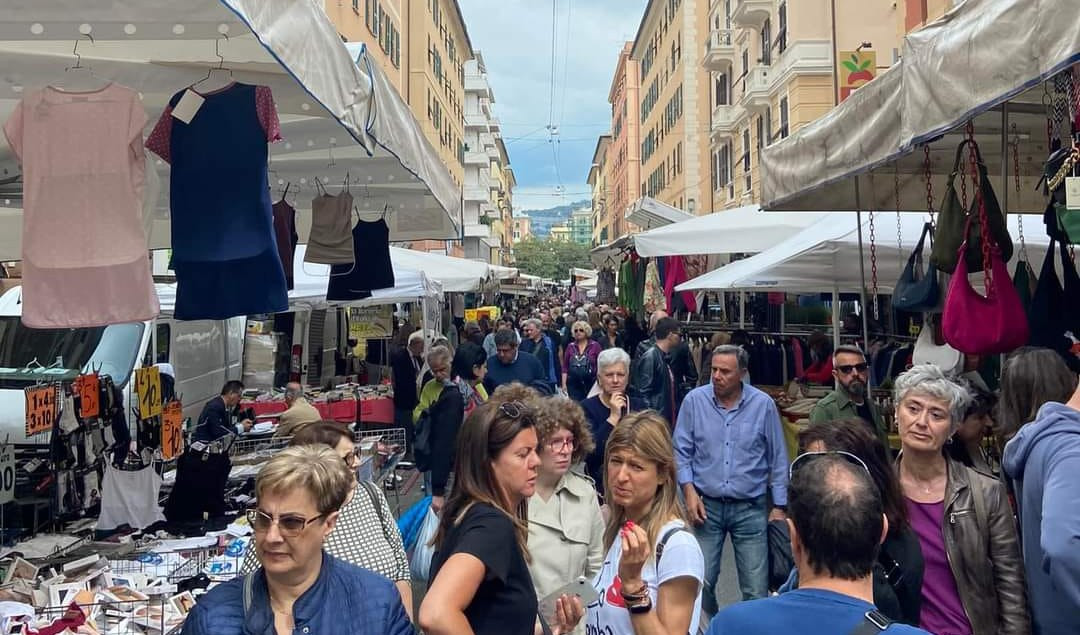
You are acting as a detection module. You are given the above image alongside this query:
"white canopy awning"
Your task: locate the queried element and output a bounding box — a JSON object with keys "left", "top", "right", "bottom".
{"left": 624, "top": 197, "right": 694, "bottom": 229}
{"left": 489, "top": 264, "right": 520, "bottom": 280}
{"left": 0, "top": 0, "right": 462, "bottom": 262}
{"left": 676, "top": 212, "right": 1051, "bottom": 294}
{"left": 589, "top": 234, "right": 633, "bottom": 267}
{"left": 761, "top": 0, "right": 1080, "bottom": 214}
{"left": 389, "top": 247, "right": 491, "bottom": 293}
{"left": 633, "top": 205, "right": 830, "bottom": 257}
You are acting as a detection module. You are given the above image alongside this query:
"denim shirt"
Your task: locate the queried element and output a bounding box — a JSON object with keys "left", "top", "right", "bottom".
{"left": 181, "top": 552, "right": 412, "bottom": 635}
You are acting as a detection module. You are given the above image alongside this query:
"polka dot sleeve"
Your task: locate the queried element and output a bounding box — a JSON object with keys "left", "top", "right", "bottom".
{"left": 255, "top": 85, "right": 282, "bottom": 143}
{"left": 145, "top": 106, "right": 173, "bottom": 164}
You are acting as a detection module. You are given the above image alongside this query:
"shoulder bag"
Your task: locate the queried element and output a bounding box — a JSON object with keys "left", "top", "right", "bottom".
{"left": 930, "top": 140, "right": 1014, "bottom": 274}
{"left": 893, "top": 222, "right": 940, "bottom": 312}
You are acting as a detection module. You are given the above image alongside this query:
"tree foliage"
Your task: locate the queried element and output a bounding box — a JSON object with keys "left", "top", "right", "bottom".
{"left": 512, "top": 237, "right": 592, "bottom": 280}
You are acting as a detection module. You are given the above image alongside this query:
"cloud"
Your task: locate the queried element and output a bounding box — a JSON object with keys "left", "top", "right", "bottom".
{"left": 458, "top": 0, "right": 647, "bottom": 209}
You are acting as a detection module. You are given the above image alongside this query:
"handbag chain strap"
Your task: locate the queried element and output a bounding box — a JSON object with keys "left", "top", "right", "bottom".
{"left": 965, "top": 122, "right": 994, "bottom": 286}
{"left": 924, "top": 145, "right": 936, "bottom": 228}
{"left": 869, "top": 209, "right": 879, "bottom": 319}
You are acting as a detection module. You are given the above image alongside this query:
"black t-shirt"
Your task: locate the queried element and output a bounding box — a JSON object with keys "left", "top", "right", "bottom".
{"left": 428, "top": 503, "right": 537, "bottom": 635}
{"left": 855, "top": 400, "right": 876, "bottom": 433}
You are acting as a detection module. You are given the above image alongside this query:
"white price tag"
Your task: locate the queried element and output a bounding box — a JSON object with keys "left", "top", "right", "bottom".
{"left": 1065, "top": 177, "right": 1080, "bottom": 211}
{"left": 171, "top": 89, "right": 205, "bottom": 124}
{"left": 0, "top": 444, "right": 15, "bottom": 505}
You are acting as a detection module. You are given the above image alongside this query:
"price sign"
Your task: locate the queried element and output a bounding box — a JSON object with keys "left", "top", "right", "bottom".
{"left": 74, "top": 373, "right": 100, "bottom": 419}
{"left": 161, "top": 400, "right": 184, "bottom": 460}
{"left": 0, "top": 444, "right": 14, "bottom": 505}
{"left": 24, "top": 384, "right": 57, "bottom": 437}
{"left": 135, "top": 366, "right": 162, "bottom": 419}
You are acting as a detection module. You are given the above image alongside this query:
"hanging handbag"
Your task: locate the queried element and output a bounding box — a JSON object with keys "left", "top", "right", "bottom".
{"left": 912, "top": 314, "right": 962, "bottom": 373}
{"left": 893, "top": 222, "right": 940, "bottom": 312}
{"left": 942, "top": 217, "right": 1029, "bottom": 356}
{"left": 930, "top": 140, "right": 1014, "bottom": 274}
{"left": 1029, "top": 238, "right": 1080, "bottom": 370}
{"left": 1012, "top": 258, "right": 1035, "bottom": 325}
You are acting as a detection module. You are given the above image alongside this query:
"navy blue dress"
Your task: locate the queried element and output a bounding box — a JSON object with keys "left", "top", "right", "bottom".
{"left": 147, "top": 83, "right": 287, "bottom": 320}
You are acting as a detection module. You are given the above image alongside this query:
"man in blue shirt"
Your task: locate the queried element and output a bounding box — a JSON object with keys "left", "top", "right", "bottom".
{"left": 674, "top": 344, "right": 788, "bottom": 613}
{"left": 707, "top": 453, "right": 931, "bottom": 635}
{"left": 483, "top": 329, "right": 548, "bottom": 395}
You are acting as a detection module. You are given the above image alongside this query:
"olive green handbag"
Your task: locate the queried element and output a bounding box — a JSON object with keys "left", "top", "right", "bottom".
{"left": 929, "top": 140, "right": 1014, "bottom": 274}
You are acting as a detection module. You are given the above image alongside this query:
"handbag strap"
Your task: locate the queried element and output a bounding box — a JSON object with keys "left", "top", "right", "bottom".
{"left": 849, "top": 610, "right": 894, "bottom": 635}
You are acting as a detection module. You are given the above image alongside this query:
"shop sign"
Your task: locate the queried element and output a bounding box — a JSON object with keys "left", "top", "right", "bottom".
{"left": 24, "top": 383, "right": 58, "bottom": 437}
{"left": 0, "top": 443, "right": 14, "bottom": 505}
{"left": 161, "top": 401, "right": 184, "bottom": 460}
{"left": 839, "top": 50, "right": 876, "bottom": 101}
{"left": 74, "top": 373, "right": 100, "bottom": 419}
{"left": 135, "top": 366, "right": 163, "bottom": 420}
{"left": 349, "top": 306, "right": 394, "bottom": 340}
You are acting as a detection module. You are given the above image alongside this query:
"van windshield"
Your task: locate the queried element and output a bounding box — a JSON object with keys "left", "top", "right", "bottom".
{"left": 0, "top": 319, "right": 144, "bottom": 388}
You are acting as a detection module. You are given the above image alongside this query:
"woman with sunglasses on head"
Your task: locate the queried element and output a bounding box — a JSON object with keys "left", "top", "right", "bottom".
{"left": 183, "top": 444, "right": 412, "bottom": 635}
{"left": 563, "top": 320, "right": 602, "bottom": 402}
{"left": 419, "top": 398, "right": 585, "bottom": 635}
{"left": 893, "top": 364, "right": 1030, "bottom": 635}
{"left": 793, "top": 419, "right": 924, "bottom": 625}
{"left": 597, "top": 316, "right": 625, "bottom": 352}
{"left": 586, "top": 411, "right": 704, "bottom": 635}
{"left": 237, "top": 422, "right": 413, "bottom": 620}
{"left": 528, "top": 398, "right": 605, "bottom": 635}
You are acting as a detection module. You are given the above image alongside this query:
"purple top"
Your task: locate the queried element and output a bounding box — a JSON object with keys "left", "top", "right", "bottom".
{"left": 906, "top": 498, "right": 973, "bottom": 635}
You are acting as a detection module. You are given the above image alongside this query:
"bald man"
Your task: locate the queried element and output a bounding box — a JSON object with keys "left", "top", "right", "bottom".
{"left": 273, "top": 382, "right": 320, "bottom": 437}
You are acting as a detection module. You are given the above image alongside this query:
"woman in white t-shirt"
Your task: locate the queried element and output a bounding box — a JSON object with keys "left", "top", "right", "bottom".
{"left": 585, "top": 411, "right": 704, "bottom": 635}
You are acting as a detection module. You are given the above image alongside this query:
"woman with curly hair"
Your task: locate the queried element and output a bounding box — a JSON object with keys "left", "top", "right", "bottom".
{"left": 528, "top": 398, "right": 605, "bottom": 634}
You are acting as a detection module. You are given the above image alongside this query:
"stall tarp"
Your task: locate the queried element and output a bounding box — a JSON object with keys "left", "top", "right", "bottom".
{"left": 388, "top": 247, "right": 490, "bottom": 293}
{"left": 0, "top": 0, "right": 462, "bottom": 261}
{"left": 624, "top": 197, "right": 695, "bottom": 229}
{"left": 760, "top": 0, "right": 1080, "bottom": 214}
{"left": 676, "top": 212, "right": 1051, "bottom": 294}
{"left": 633, "top": 205, "right": 831, "bottom": 257}
{"left": 489, "top": 264, "right": 520, "bottom": 279}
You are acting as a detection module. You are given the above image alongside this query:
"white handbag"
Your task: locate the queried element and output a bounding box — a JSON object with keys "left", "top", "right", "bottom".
{"left": 912, "top": 316, "right": 963, "bottom": 374}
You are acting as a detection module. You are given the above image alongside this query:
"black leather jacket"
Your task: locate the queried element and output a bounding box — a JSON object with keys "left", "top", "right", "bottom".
{"left": 631, "top": 345, "right": 675, "bottom": 423}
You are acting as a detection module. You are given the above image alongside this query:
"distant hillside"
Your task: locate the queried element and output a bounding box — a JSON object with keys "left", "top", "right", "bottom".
{"left": 518, "top": 200, "right": 589, "bottom": 238}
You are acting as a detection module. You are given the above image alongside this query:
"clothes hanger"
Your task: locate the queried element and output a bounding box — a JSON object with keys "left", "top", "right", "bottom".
{"left": 190, "top": 35, "right": 234, "bottom": 93}
{"left": 51, "top": 35, "right": 110, "bottom": 93}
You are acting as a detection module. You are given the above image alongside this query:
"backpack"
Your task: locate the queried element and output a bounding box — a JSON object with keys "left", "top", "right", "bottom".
{"left": 413, "top": 408, "right": 434, "bottom": 472}
{"left": 566, "top": 343, "right": 595, "bottom": 389}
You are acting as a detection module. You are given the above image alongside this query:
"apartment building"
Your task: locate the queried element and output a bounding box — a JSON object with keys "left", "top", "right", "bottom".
{"left": 631, "top": 0, "right": 713, "bottom": 218}
{"left": 587, "top": 135, "right": 611, "bottom": 246}
{"left": 605, "top": 43, "right": 643, "bottom": 241}
{"left": 512, "top": 216, "right": 532, "bottom": 244}
{"left": 898, "top": 0, "right": 954, "bottom": 40}
{"left": 705, "top": 0, "right": 898, "bottom": 209}
{"left": 495, "top": 144, "right": 517, "bottom": 264}
{"left": 324, "top": 1, "right": 406, "bottom": 94}
{"left": 570, "top": 208, "right": 593, "bottom": 245}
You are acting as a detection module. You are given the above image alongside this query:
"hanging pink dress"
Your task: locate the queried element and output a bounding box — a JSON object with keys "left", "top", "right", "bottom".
{"left": 3, "top": 83, "right": 158, "bottom": 327}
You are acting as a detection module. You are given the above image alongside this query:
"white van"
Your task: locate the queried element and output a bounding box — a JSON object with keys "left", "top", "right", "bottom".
{"left": 0, "top": 285, "right": 244, "bottom": 445}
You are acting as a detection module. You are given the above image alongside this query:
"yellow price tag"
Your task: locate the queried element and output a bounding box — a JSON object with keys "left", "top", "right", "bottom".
{"left": 161, "top": 400, "right": 184, "bottom": 460}
{"left": 135, "top": 366, "right": 162, "bottom": 419}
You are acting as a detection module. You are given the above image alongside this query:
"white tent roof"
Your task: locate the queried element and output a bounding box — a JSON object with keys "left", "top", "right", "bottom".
{"left": 633, "top": 205, "right": 830, "bottom": 257}
{"left": 0, "top": 0, "right": 462, "bottom": 261}
{"left": 489, "top": 264, "right": 520, "bottom": 280}
{"left": 388, "top": 247, "right": 491, "bottom": 293}
{"left": 624, "top": 197, "right": 694, "bottom": 229}
{"left": 761, "top": 0, "right": 1080, "bottom": 214}
{"left": 676, "top": 212, "right": 1051, "bottom": 294}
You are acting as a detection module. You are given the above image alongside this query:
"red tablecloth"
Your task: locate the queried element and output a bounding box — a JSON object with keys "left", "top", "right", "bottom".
{"left": 358, "top": 397, "right": 395, "bottom": 424}
{"left": 243, "top": 399, "right": 358, "bottom": 424}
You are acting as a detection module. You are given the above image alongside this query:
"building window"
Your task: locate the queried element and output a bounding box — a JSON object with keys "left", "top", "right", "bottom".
{"left": 779, "top": 96, "right": 790, "bottom": 138}
{"left": 742, "top": 129, "right": 751, "bottom": 193}
{"left": 777, "top": 3, "right": 788, "bottom": 54}
{"left": 756, "top": 116, "right": 764, "bottom": 152}
{"left": 760, "top": 19, "right": 771, "bottom": 65}
{"left": 715, "top": 72, "right": 729, "bottom": 107}
{"left": 353, "top": 0, "right": 360, "bottom": 14}
{"left": 764, "top": 107, "right": 773, "bottom": 146}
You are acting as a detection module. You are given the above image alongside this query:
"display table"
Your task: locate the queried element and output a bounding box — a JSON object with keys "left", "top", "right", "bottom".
{"left": 243, "top": 399, "right": 358, "bottom": 424}
{"left": 358, "top": 396, "right": 395, "bottom": 425}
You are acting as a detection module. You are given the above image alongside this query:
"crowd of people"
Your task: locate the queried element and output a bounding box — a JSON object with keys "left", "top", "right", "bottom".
{"left": 184, "top": 299, "right": 1080, "bottom": 635}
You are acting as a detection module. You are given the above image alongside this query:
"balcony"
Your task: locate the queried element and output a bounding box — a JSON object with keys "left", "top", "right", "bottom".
{"left": 739, "top": 66, "right": 771, "bottom": 112}
{"left": 464, "top": 150, "right": 488, "bottom": 166}
{"left": 463, "top": 185, "right": 489, "bottom": 202}
{"left": 732, "top": 0, "right": 772, "bottom": 28}
{"left": 464, "top": 113, "right": 488, "bottom": 130}
{"left": 464, "top": 223, "right": 491, "bottom": 239}
{"left": 710, "top": 103, "right": 743, "bottom": 143}
{"left": 703, "top": 29, "right": 736, "bottom": 72}
{"left": 481, "top": 202, "right": 500, "bottom": 219}
{"left": 464, "top": 73, "right": 490, "bottom": 96}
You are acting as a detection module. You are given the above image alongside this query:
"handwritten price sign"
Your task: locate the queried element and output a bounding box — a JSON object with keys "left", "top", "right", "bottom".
{"left": 135, "top": 366, "right": 162, "bottom": 420}
{"left": 161, "top": 401, "right": 184, "bottom": 460}
{"left": 24, "top": 384, "right": 58, "bottom": 436}
{"left": 0, "top": 443, "right": 14, "bottom": 505}
{"left": 74, "top": 373, "right": 101, "bottom": 419}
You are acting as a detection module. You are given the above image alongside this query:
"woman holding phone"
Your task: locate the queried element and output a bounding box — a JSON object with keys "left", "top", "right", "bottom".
{"left": 581, "top": 348, "right": 646, "bottom": 498}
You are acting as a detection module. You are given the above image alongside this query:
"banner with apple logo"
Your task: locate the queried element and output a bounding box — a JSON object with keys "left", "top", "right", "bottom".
{"left": 839, "top": 50, "right": 877, "bottom": 101}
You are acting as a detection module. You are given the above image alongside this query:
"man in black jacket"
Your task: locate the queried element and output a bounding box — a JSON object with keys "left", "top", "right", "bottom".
{"left": 390, "top": 329, "right": 425, "bottom": 453}
{"left": 631, "top": 317, "right": 681, "bottom": 425}
{"left": 635, "top": 309, "right": 697, "bottom": 401}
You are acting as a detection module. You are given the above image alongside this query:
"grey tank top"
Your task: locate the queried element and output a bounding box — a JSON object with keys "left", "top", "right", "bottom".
{"left": 305, "top": 191, "right": 354, "bottom": 264}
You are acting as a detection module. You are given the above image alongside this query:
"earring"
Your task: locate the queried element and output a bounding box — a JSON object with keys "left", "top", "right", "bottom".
{"left": 945, "top": 437, "right": 953, "bottom": 446}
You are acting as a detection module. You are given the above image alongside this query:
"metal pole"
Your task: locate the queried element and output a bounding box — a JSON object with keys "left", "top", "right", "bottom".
{"left": 1001, "top": 103, "right": 1009, "bottom": 214}
{"left": 739, "top": 290, "right": 746, "bottom": 329}
{"left": 832, "top": 285, "right": 841, "bottom": 352}
{"left": 854, "top": 177, "right": 871, "bottom": 348}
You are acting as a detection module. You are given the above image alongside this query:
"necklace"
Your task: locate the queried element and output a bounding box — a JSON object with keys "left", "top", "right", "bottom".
{"left": 902, "top": 472, "right": 943, "bottom": 495}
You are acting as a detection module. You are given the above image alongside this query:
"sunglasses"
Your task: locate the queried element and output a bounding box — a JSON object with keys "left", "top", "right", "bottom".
{"left": 789, "top": 450, "right": 871, "bottom": 480}
{"left": 500, "top": 400, "right": 527, "bottom": 419}
{"left": 246, "top": 509, "right": 326, "bottom": 537}
{"left": 836, "top": 363, "right": 869, "bottom": 375}
{"left": 573, "top": 328, "right": 586, "bottom": 333}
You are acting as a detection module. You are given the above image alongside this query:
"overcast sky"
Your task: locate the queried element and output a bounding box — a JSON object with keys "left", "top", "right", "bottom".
{"left": 458, "top": 0, "right": 648, "bottom": 212}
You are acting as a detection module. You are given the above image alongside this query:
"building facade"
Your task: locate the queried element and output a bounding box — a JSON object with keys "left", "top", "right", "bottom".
{"left": 632, "top": 0, "right": 713, "bottom": 218}
{"left": 549, "top": 224, "right": 571, "bottom": 242}
{"left": 705, "top": 0, "right": 900, "bottom": 209}
{"left": 461, "top": 51, "right": 511, "bottom": 263}
{"left": 569, "top": 208, "right": 593, "bottom": 245}
{"left": 512, "top": 216, "right": 532, "bottom": 243}
{"left": 605, "top": 43, "right": 643, "bottom": 241}
{"left": 324, "top": 1, "right": 407, "bottom": 94}
{"left": 587, "top": 135, "right": 611, "bottom": 245}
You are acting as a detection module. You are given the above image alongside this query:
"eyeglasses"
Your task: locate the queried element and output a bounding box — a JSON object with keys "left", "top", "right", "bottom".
{"left": 500, "top": 400, "right": 527, "bottom": 419}
{"left": 246, "top": 509, "right": 326, "bottom": 537}
{"left": 545, "top": 437, "right": 576, "bottom": 453}
{"left": 789, "top": 450, "right": 872, "bottom": 480}
{"left": 341, "top": 447, "right": 361, "bottom": 467}
{"left": 573, "top": 328, "right": 586, "bottom": 333}
{"left": 835, "top": 362, "right": 869, "bottom": 375}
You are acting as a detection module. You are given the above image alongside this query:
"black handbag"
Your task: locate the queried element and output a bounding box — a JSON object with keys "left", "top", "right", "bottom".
{"left": 1029, "top": 238, "right": 1080, "bottom": 371}
{"left": 893, "top": 222, "right": 940, "bottom": 312}
{"left": 767, "top": 520, "right": 794, "bottom": 591}
{"left": 929, "top": 140, "right": 1014, "bottom": 274}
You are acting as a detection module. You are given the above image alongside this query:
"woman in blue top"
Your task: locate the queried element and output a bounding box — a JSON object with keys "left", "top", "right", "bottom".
{"left": 182, "top": 445, "right": 412, "bottom": 635}
{"left": 581, "top": 348, "right": 647, "bottom": 498}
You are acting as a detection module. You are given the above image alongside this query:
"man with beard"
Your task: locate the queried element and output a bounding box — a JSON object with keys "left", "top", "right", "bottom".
{"left": 809, "top": 345, "right": 889, "bottom": 449}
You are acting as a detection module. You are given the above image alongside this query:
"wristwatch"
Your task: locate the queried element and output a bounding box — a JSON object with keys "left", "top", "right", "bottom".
{"left": 626, "top": 595, "right": 653, "bottom": 614}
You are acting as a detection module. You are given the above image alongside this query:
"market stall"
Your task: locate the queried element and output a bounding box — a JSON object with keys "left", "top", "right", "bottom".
{"left": 632, "top": 205, "right": 831, "bottom": 257}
